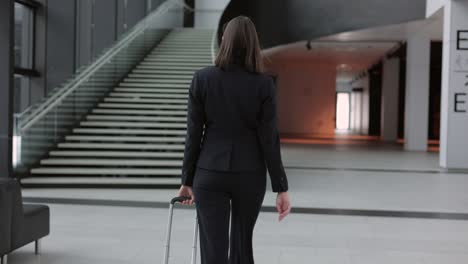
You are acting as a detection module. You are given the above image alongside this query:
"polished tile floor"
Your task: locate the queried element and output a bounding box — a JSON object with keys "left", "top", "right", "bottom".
{"left": 8, "top": 203, "right": 468, "bottom": 264}
{"left": 23, "top": 142, "right": 468, "bottom": 213}
{"left": 11, "top": 139, "right": 468, "bottom": 263}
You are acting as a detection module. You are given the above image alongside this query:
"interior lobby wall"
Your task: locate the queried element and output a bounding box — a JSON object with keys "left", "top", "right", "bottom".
{"left": 264, "top": 56, "right": 337, "bottom": 136}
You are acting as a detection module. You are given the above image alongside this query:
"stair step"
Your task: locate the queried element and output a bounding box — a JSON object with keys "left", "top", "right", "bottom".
{"left": 131, "top": 69, "right": 196, "bottom": 75}
{"left": 161, "top": 38, "right": 212, "bottom": 43}
{"left": 118, "top": 82, "right": 189, "bottom": 88}
{"left": 57, "top": 143, "right": 185, "bottom": 150}
{"left": 154, "top": 47, "right": 211, "bottom": 51}
{"left": 113, "top": 88, "right": 188, "bottom": 94}
{"left": 86, "top": 115, "right": 186, "bottom": 122}
{"left": 139, "top": 61, "right": 211, "bottom": 67}
{"left": 97, "top": 103, "right": 187, "bottom": 110}
{"left": 79, "top": 121, "right": 187, "bottom": 128}
{"left": 161, "top": 34, "right": 213, "bottom": 43}
{"left": 151, "top": 49, "right": 212, "bottom": 54}
{"left": 165, "top": 31, "right": 212, "bottom": 35}
{"left": 159, "top": 39, "right": 211, "bottom": 43}
{"left": 40, "top": 159, "right": 183, "bottom": 166}
{"left": 65, "top": 135, "right": 185, "bottom": 142}
{"left": 136, "top": 65, "right": 204, "bottom": 71}
{"left": 143, "top": 58, "right": 211, "bottom": 63}
{"left": 148, "top": 51, "right": 211, "bottom": 56}
{"left": 91, "top": 109, "right": 186, "bottom": 116}
{"left": 149, "top": 51, "right": 211, "bottom": 57}
{"left": 123, "top": 78, "right": 191, "bottom": 84}
{"left": 159, "top": 41, "right": 211, "bottom": 44}
{"left": 103, "top": 97, "right": 187, "bottom": 104}
{"left": 20, "top": 176, "right": 181, "bottom": 185}
{"left": 30, "top": 167, "right": 181, "bottom": 175}
{"left": 127, "top": 73, "right": 193, "bottom": 79}
{"left": 49, "top": 150, "right": 184, "bottom": 158}
{"left": 21, "top": 29, "right": 216, "bottom": 186}
{"left": 108, "top": 92, "right": 188, "bottom": 98}
{"left": 72, "top": 128, "right": 186, "bottom": 135}
{"left": 159, "top": 41, "right": 211, "bottom": 45}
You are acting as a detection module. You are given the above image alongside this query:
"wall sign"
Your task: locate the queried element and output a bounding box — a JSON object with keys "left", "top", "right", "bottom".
{"left": 457, "top": 30, "right": 468, "bottom": 50}
{"left": 453, "top": 30, "right": 468, "bottom": 113}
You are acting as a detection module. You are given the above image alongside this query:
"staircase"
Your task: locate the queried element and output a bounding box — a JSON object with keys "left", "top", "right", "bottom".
{"left": 21, "top": 28, "right": 214, "bottom": 188}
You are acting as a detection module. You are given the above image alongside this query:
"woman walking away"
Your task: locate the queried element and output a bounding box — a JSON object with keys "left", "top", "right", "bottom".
{"left": 177, "top": 15, "right": 292, "bottom": 264}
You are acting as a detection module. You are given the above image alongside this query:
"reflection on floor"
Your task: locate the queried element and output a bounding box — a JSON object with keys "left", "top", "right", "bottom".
{"left": 281, "top": 133, "right": 440, "bottom": 152}
{"left": 8, "top": 204, "right": 468, "bottom": 264}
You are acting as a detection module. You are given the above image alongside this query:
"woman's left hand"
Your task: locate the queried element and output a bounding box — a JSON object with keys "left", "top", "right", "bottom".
{"left": 177, "top": 185, "right": 195, "bottom": 205}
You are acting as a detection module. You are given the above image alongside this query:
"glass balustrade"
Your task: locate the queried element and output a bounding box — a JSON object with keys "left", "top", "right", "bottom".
{"left": 13, "top": 0, "right": 188, "bottom": 176}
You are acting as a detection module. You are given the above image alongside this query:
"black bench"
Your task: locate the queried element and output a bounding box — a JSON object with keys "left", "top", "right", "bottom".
{"left": 0, "top": 178, "right": 50, "bottom": 264}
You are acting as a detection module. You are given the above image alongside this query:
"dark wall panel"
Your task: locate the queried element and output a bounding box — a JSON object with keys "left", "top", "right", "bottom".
{"left": 30, "top": 0, "right": 47, "bottom": 106}
{"left": 14, "top": 0, "right": 160, "bottom": 123}
{"left": 150, "top": 0, "right": 165, "bottom": 11}
{"left": 46, "top": 0, "right": 76, "bottom": 92}
{"left": 125, "top": 0, "right": 146, "bottom": 30}
{"left": 93, "top": 0, "right": 117, "bottom": 57}
{"left": 398, "top": 51, "right": 406, "bottom": 140}
{"left": 0, "top": 0, "right": 14, "bottom": 178}
{"left": 76, "top": 0, "right": 93, "bottom": 68}
{"left": 116, "top": 0, "right": 147, "bottom": 38}
{"left": 368, "top": 63, "right": 383, "bottom": 136}
{"left": 184, "top": 0, "right": 194, "bottom": 27}
{"left": 428, "top": 41, "right": 442, "bottom": 140}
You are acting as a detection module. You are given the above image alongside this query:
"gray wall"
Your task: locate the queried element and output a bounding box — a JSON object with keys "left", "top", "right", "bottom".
{"left": 220, "top": 0, "right": 427, "bottom": 48}
{"left": 17, "top": 0, "right": 155, "bottom": 112}
{"left": 76, "top": 0, "right": 148, "bottom": 68}
{"left": 0, "top": 0, "right": 14, "bottom": 178}
{"left": 116, "top": 0, "right": 147, "bottom": 37}
{"left": 194, "top": 0, "right": 229, "bottom": 28}
{"left": 29, "top": 0, "right": 47, "bottom": 107}
{"left": 47, "top": 0, "right": 75, "bottom": 92}
{"left": 76, "top": 0, "right": 92, "bottom": 68}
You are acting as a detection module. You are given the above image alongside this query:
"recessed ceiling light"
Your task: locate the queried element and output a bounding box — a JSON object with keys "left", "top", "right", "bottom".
{"left": 337, "top": 64, "right": 351, "bottom": 70}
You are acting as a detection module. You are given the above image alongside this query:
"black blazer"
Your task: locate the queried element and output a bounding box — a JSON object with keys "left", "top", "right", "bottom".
{"left": 180, "top": 64, "right": 288, "bottom": 193}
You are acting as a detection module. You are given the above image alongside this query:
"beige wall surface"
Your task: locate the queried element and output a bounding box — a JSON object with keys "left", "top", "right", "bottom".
{"left": 264, "top": 56, "right": 337, "bottom": 136}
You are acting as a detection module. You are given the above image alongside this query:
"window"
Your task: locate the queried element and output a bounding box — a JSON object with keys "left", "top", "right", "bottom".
{"left": 14, "top": 0, "right": 40, "bottom": 113}
{"left": 15, "top": 2, "right": 35, "bottom": 69}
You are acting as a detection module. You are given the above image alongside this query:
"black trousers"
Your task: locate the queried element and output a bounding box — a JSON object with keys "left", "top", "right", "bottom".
{"left": 192, "top": 166, "right": 267, "bottom": 264}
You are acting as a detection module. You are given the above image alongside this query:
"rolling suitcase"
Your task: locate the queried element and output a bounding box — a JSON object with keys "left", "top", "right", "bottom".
{"left": 163, "top": 196, "right": 199, "bottom": 264}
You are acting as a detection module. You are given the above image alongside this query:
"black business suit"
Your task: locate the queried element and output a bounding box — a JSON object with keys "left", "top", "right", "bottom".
{"left": 181, "top": 63, "right": 288, "bottom": 264}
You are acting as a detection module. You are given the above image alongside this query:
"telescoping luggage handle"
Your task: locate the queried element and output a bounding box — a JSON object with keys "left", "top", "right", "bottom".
{"left": 163, "top": 196, "right": 198, "bottom": 264}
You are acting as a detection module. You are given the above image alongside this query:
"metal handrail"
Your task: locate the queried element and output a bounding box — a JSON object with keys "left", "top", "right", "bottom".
{"left": 18, "top": 0, "right": 187, "bottom": 132}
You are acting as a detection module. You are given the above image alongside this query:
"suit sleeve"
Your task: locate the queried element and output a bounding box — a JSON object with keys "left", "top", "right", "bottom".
{"left": 181, "top": 71, "right": 205, "bottom": 186}
{"left": 256, "top": 77, "right": 289, "bottom": 193}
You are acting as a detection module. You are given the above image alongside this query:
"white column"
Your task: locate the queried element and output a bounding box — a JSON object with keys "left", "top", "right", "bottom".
{"left": 194, "top": 0, "right": 229, "bottom": 29}
{"left": 440, "top": 1, "right": 468, "bottom": 169}
{"left": 404, "top": 34, "right": 431, "bottom": 151}
{"left": 361, "top": 76, "right": 370, "bottom": 135}
{"left": 351, "top": 91, "right": 362, "bottom": 134}
{"left": 381, "top": 57, "right": 400, "bottom": 142}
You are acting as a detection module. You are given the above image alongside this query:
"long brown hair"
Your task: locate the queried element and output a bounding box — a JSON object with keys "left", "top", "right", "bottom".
{"left": 215, "top": 16, "right": 264, "bottom": 73}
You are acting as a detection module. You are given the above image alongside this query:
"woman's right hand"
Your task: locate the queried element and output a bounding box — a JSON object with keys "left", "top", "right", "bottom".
{"left": 276, "top": 191, "right": 291, "bottom": 222}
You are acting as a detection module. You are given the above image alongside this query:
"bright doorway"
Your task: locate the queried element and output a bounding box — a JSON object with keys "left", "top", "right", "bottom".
{"left": 335, "top": 92, "right": 350, "bottom": 130}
